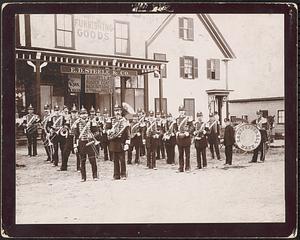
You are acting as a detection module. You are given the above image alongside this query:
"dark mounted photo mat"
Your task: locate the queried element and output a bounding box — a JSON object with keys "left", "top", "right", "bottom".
{"left": 1, "top": 1, "right": 297, "bottom": 238}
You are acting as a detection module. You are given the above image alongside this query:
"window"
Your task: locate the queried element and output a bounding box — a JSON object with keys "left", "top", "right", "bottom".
{"left": 154, "top": 53, "right": 167, "bottom": 78}
{"left": 155, "top": 98, "right": 167, "bottom": 115}
{"left": 179, "top": 17, "right": 194, "bottom": 40}
{"left": 207, "top": 59, "right": 220, "bottom": 80}
{"left": 277, "top": 110, "right": 284, "bottom": 124}
{"left": 184, "top": 98, "right": 195, "bottom": 120}
{"left": 115, "top": 21, "right": 130, "bottom": 55}
{"left": 180, "top": 56, "right": 198, "bottom": 79}
{"left": 55, "top": 14, "right": 74, "bottom": 49}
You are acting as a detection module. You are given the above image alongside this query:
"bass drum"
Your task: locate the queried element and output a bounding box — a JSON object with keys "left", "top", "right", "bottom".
{"left": 234, "top": 123, "right": 261, "bottom": 152}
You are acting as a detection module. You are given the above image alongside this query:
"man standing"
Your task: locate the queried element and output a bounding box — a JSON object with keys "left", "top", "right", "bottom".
{"left": 127, "top": 113, "right": 142, "bottom": 165}
{"left": 41, "top": 104, "right": 53, "bottom": 162}
{"left": 163, "top": 113, "right": 176, "bottom": 165}
{"left": 156, "top": 111, "right": 166, "bottom": 160}
{"left": 145, "top": 110, "right": 160, "bottom": 169}
{"left": 137, "top": 108, "right": 146, "bottom": 157}
{"left": 207, "top": 113, "right": 221, "bottom": 160}
{"left": 22, "top": 104, "right": 40, "bottom": 157}
{"left": 250, "top": 110, "right": 268, "bottom": 163}
{"left": 74, "top": 106, "right": 99, "bottom": 182}
{"left": 223, "top": 118, "right": 235, "bottom": 165}
{"left": 101, "top": 107, "right": 111, "bottom": 161}
{"left": 107, "top": 104, "right": 130, "bottom": 180}
{"left": 193, "top": 112, "right": 209, "bottom": 169}
{"left": 176, "top": 105, "right": 193, "bottom": 172}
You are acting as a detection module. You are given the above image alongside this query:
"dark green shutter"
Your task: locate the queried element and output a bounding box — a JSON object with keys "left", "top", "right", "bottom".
{"left": 180, "top": 57, "right": 184, "bottom": 78}
{"left": 207, "top": 59, "right": 211, "bottom": 79}
{"left": 215, "top": 59, "right": 220, "bottom": 80}
{"left": 179, "top": 17, "right": 184, "bottom": 39}
{"left": 193, "top": 58, "right": 198, "bottom": 78}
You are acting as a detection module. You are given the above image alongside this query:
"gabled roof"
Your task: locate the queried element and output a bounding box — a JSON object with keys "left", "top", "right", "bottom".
{"left": 146, "top": 14, "right": 236, "bottom": 59}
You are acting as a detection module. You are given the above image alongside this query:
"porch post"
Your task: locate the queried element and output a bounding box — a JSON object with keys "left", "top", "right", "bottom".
{"left": 158, "top": 65, "right": 163, "bottom": 114}
{"left": 35, "top": 60, "right": 41, "bottom": 115}
{"left": 223, "top": 59, "right": 230, "bottom": 118}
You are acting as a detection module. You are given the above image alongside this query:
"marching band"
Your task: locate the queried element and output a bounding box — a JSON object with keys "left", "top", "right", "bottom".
{"left": 17, "top": 103, "right": 271, "bottom": 181}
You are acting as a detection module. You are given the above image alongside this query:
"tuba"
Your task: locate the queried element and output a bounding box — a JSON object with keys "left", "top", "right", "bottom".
{"left": 107, "top": 118, "right": 129, "bottom": 140}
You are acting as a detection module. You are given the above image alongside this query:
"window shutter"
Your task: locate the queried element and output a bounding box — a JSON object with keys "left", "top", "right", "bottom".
{"left": 193, "top": 58, "right": 198, "bottom": 78}
{"left": 179, "top": 17, "right": 184, "bottom": 39}
{"left": 215, "top": 59, "right": 220, "bottom": 80}
{"left": 180, "top": 57, "right": 184, "bottom": 78}
{"left": 207, "top": 59, "right": 212, "bottom": 79}
{"left": 188, "top": 18, "right": 194, "bottom": 40}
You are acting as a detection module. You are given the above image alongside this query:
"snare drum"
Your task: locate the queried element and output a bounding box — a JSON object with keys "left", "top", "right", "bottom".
{"left": 234, "top": 123, "right": 261, "bottom": 151}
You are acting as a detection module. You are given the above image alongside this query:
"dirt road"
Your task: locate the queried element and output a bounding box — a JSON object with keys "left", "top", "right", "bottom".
{"left": 16, "top": 144, "right": 285, "bottom": 223}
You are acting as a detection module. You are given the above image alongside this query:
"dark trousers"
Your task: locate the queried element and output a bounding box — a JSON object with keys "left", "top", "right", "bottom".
{"left": 53, "top": 135, "right": 66, "bottom": 166}
{"left": 178, "top": 145, "right": 191, "bottom": 171}
{"left": 26, "top": 133, "right": 37, "bottom": 156}
{"left": 113, "top": 151, "right": 126, "bottom": 179}
{"left": 196, "top": 147, "right": 207, "bottom": 168}
{"left": 225, "top": 145, "right": 233, "bottom": 165}
{"left": 140, "top": 144, "right": 146, "bottom": 156}
{"left": 209, "top": 142, "right": 220, "bottom": 160}
{"left": 79, "top": 140, "right": 98, "bottom": 180}
{"left": 61, "top": 135, "right": 74, "bottom": 170}
{"left": 252, "top": 142, "right": 266, "bottom": 162}
{"left": 128, "top": 144, "right": 140, "bottom": 164}
{"left": 156, "top": 139, "right": 166, "bottom": 159}
{"left": 102, "top": 142, "right": 110, "bottom": 160}
{"left": 147, "top": 148, "right": 156, "bottom": 168}
{"left": 165, "top": 142, "right": 176, "bottom": 164}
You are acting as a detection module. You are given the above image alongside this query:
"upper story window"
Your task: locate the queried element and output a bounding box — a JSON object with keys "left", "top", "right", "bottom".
{"left": 115, "top": 21, "right": 130, "bottom": 55}
{"left": 154, "top": 53, "right": 167, "bottom": 78}
{"left": 277, "top": 110, "right": 284, "bottom": 124}
{"left": 207, "top": 59, "right": 220, "bottom": 80}
{"left": 55, "top": 14, "right": 74, "bottom": 49}
{"left": 179, "top": 17, "right": 194, "bottom": 41}
{"left": 180, "top": 56, "right": 198, "bottom": 79}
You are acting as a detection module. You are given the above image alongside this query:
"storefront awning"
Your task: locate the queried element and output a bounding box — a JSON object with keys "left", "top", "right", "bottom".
{"left": 206, "top": 89, "right": 233, "bottom": 96}
{"left": 16, "top": 46, "right": 168, "bottom": 73}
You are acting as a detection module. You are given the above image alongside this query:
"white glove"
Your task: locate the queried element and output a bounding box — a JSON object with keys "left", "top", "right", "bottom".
{"left": 143, "top": 139, "right": 146, "bottom": 145}
{"left": 185, "top": 132, "right": 189, "bottom": 137}
{"left": 124, "top": 144, "right": 129, "bottom": 151}
{"left": 203, "top": 130, "right": 206, "bottom": 134}
{"left": 137, "top": 132, "right": 141, "bottom": 136}
{"left": 125, "top": 139, "right": 130, "bottom": 145}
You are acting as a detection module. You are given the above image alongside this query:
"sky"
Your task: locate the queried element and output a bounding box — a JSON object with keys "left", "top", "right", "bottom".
{"left": 210, "top": 14, "right": 284, "bottom": 99}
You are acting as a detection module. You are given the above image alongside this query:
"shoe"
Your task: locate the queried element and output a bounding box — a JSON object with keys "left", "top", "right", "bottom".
{"left": 52, "top": 164, "right": 57, "bottom": 167}
{"left": 185, "top": 169, "right": 191, "bottom": 173}
{"left": 80, "top": 179, "right": 86, "bottom": 182}
{"left": 248, "top": 161, "right": 256, "bottom": 163}
{"left": 57, "top": 169, "right": 67, "bottom": 171}
{"left": 176, "top": 169, "right": 183, "bottom": 173}
{"left": 153, "top": 167, "right": 157, "bottom": 170}
{"left": 93, "top": 178, "right": 98, "bottom": 181}
{"left": 76, "top": 170, "right": 81, "bottom": 172}
{"left": 127, "top": 162, "right": 132, "bottom": 165}
{"left": 121, "top": 177, "right": 127, "bottom": 180}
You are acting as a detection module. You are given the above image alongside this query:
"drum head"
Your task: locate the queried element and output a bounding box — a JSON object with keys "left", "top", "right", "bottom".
{"left": 235, "top": 124, "right": 261, "bottom": 151}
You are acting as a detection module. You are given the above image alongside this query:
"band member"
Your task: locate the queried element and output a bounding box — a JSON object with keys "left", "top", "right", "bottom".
{"left": 145, "top": 110, "right": 160, "bottom": 169}
{"left": 127, "top": 113, "right": 142, "bottom": 164}
{"left": 89, "top": 106, "right": 101, "bottom": 159}
{"left": 223, "top": 118, "right": 235, "bottom": 165}
{"left": 60, "top": 104, "right": 80, "bottom": 171}
{"left": 163, "top": 113, "right": 176, "bottom": 165}
{"left": 156, "top": 111, "right": 166, "bottom": 160}
{"left": 22, "top": 104, "right": 40, "bottom": 157}
{"left": 74, "top": 106, "right": 99, "bottom": 182}
{"left": 207, "top": 113, "right": 221, "bottom": 160}
{"left": 101, "top": 107, "right": 112, "bottom": 161}
{"left": 137, "top": 108, "right": 146, "bottom": 156}
{"left": 41, "top": 104, "right": 53, "bottom": 162}
{"left": 250, "top": 110, "right": 268, "bottom": 163}
{"left": 193, "top": 112, "right": 209, "bottom": 169}
{"left": 107, "top": 104, "right": 130, "bottom": 180}
{"left": 50, "top": 105, "right": 67, "bottom": 167}
{"left": 176, "top": 105, "right": 193, "bottom": 172}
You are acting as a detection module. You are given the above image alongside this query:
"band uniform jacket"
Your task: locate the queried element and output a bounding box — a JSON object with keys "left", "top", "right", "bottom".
{"left": 23, "top": 113, "right": 40, "bottom": 136}
{"left": 207, "top": 120, "right": 220, "bottom": 144}
{"left": 164, "top": 120, "right": 177, "bottom": 146}
{"left": 145, "top": 118, "right": 160, "bottom": 149}
{"left": 175, "top": 116, "right": 193, "bottom": 147}
{"left": 193, "top": 121, "right": 209, "bottom": 149}
{"left": 130, "top": 121, "right": 143, "bottom": 146}
{"left": 108, "top": 117, "right": 130, "bottom": 153}
{"left": 223, "top": 125, "right": 235, "bottom": 146}
{"left": 251, "top": 118, "right": 268, "bottom": 143}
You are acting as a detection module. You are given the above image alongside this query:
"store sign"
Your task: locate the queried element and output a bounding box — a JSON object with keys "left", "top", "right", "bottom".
{"left": 85, "top": 74, "right": 113, "bottom": 94}
{"left": 61, "top": 65, "right": 137, "bottom": 76}
{"left": 68, "top": 74, "right": 81, "bottom": 93}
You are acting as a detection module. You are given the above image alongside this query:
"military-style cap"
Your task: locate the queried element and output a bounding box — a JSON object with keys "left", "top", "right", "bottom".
{"left": 148, "top": 110, "right": 154, "bottom": 115}
{"left": 54, "top": 104, "right": 60, "bottom": 111}
{"left": 90, "top": 106, "right": 95, "bottom": 113}
{"left": 71, "top": 104, "right": 77, "bottom": 112}
{"left": 224, "top": 118, "right": 230, "bottom": 122}
{"left": 178, "top": 105, "right": 185, "bottom": 111}
{"left": 63, "top": 105, "right": 69, "bottom": 110}
{"left": 103, "top": 107, "right": 108, "bottom": 114}
{"left": 209, "top": 113, "right": 214, "bottom": 117}
{"left": 27, "top": 104, "right": 34, "bottom": 110}
{"left": 114, "top": 104, "right": 122, "bottom": 110}
{"left": 96, "top": 108, "right": 101, "bottom": 113}
{"left": 167, "top": 112, "right": 172, "bottom": 117}
{"left": 196, "top": 112, "right": 203, "bottom": 117}
{"left": 80, "top": 106, "right": 87, "bottom": 114}
{"left": 44, "top": 104, "right": 50, "bottom": 110}
{"left": 256, "top": 110, "right": 262, "bottom": 115}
